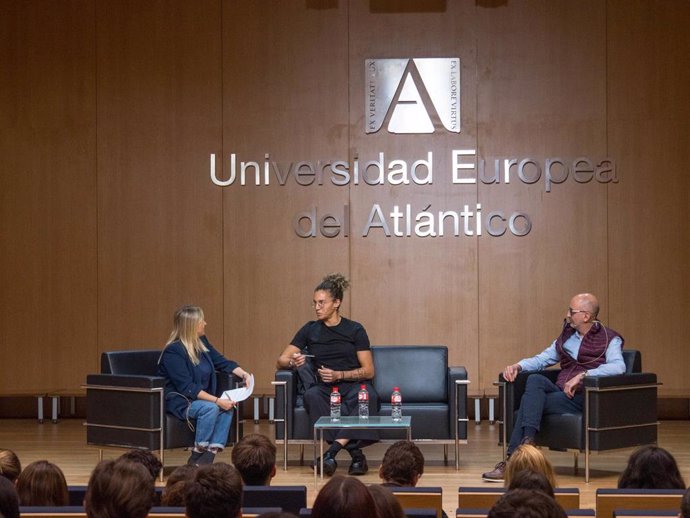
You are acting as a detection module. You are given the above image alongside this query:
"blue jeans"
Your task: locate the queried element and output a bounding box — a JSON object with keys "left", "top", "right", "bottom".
{"left": 187, "top": 400, "right": 233, "bottom": 450}
{"left": 507, "top": 374, "right": 583, "bottom": 456}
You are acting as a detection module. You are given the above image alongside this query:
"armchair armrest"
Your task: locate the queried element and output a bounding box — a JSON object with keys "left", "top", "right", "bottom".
{"left": 85, "top": 373, "right": 165, "bottom": 390}
{"left": 274, "top": 369, "right": 298, "bottom": 440}
{"left": 584, "top": 372, "right": 657, "bottom": 389}
{"left": 448, "top": 367, "right": 468, "bottom": 441}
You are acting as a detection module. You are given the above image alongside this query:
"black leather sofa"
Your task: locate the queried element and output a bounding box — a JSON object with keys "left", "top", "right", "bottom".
{"left": 497, "top": 349, "right": 658, "bottom": 481}
{"left": 274, "top": 345, "right": 468, "bottom": 468}
{"left": 85, "top": 349, "right": 242, "bottom": 477}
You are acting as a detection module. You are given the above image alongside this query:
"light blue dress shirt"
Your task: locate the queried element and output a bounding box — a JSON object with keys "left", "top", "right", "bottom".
{"left": 518, "top": 330, "right": 625, "bottom": 377}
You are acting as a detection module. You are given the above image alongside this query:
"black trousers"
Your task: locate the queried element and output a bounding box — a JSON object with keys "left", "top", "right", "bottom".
{"left": 303, "top": 381, "right": 380, "bottom": 444}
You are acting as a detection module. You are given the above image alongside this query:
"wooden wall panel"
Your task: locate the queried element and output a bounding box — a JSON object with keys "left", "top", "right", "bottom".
{"left": 347, "top": 0, "right": 479, "bottom": 379}
{"left": 0, "top": 1, "right": 97, "bottom": 392}
{"left": 96, "top": 1, "right": 223, "bottom": 352}
{"left": 1, "top": 1, "right": 688, "bottom": 397}
{"left": 475, "top": 0, "right": 609, "bottom": 389}
{"left": 607, "top": 0, "right": 690, "bottom": 390}
{"left": 222, "top": 2, "right": 350, "bottom": 389}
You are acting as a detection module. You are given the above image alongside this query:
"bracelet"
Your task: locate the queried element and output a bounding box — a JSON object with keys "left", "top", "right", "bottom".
{"left": 215, "top": 397, "right": 219, "bottom": 404}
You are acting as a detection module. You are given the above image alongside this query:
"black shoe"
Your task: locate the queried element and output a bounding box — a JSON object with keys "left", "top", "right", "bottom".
{"left": 197, "top": 450, "right": 216, "bottom": 465}
{"left": 314, "top": 451, "right": 338, "bottom": 476}
{"left": 348, "top": 453, "right": 368, "bottom": 476}
{"left": 187, "top": 450, "right": 204, "bottom": 465}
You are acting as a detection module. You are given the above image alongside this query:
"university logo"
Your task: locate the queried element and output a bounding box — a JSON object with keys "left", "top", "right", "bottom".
{"left": 365, "top": 58, "right": 460, "bottom": 134}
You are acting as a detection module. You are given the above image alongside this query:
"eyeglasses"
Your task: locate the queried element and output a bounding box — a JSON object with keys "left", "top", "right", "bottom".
{"left": 568, "top": 307, "right": 589, "bottom": 316}
{"left": 311, "top": 300, "right": 332, "bottom": 308}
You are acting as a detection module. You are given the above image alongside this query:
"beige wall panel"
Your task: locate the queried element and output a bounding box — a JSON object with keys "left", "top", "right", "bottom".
{"left": 607, "top": 0, "right": 690, "bottom": 390}
{"left": 0, "top": 1, "right": 97, "bottom": 392}
{"left": 347, "top": 0, "right": 479, "bottom": 378}
{"left": 222, "top": 3, "right": 350, "bottom": 389}
{"left": 475, "top": 1, "right": 609, "bottom": 389}
{"left": 97, "top": 1, "right": 223, "bottom": 352}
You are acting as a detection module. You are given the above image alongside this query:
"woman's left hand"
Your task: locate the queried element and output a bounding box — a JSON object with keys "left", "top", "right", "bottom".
{"left": 318, "top": 366, "right": 339, "bottom": 383}
{"left": 217, "top": 398, "right": 236, "bottom": 412}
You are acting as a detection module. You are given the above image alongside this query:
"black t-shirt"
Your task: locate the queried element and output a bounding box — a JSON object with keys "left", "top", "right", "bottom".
{"left": 290, "top": 317, "right": 370, "bottom": 372}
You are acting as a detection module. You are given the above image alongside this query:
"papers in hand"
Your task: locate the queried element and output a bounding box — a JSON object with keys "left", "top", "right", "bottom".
{"left": 220, "top": 374, "right": 254, "bottom": 402}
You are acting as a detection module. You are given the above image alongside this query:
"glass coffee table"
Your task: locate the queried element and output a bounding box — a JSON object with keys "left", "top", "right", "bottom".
{"left": 313, "top": 415, "right": 412, "bottom": 486}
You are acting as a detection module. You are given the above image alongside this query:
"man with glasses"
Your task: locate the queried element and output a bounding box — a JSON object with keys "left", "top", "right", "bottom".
{"left": 482, "top": 293, "right": 625, "bottom": 482}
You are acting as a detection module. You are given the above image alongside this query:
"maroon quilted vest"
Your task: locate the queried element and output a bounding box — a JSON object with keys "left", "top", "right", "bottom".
{"left": 554, "top": 322, "right": 624, "bottom": 391}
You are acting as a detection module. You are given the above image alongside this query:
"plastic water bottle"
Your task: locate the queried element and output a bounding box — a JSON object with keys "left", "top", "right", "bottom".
{"left": 330, "top": 386, "right": 341, "bottom": 421}
{"left": 358, "top": 384, "right": 369, "bottom": 419}
{"left": 391, "top": 386, "right": 402, "bottom": 421}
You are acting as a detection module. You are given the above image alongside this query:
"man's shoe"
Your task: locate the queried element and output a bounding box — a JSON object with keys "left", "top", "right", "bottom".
{"left": 481, "top": 461, "right": 506, "bottom": 482}
{"left": 314, "top": 451, "right": 338, "bottom": 476}
{"left": 187, "top": 450, "right": 204, "bottom": 465}
{"left": 348, "top": 454, "right": 368, "bottom": 476}
{"left": 197, "top": 450, "right": 216, "bottom": 465}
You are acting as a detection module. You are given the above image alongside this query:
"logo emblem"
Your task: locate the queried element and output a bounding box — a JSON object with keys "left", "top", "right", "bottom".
{"left": 365, "top": 58, "right": 460, "bottom": 134}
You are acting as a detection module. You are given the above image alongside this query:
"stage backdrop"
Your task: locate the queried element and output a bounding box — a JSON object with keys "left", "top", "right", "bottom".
{"left": 1, "top": 0, "right": 688, "bottom": 399}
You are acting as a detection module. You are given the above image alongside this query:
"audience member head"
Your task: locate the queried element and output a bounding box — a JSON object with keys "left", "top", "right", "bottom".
{"left": 185, "top": 463, "right": 243, "bottom": 518}
{"left": 680, "top": 486, "right": 690, "bottom": 518}
{"left": 312, "top": 475, "right": 378, "bottom": 518}
{"left": 231, "top": 433, "right": 277, "bottom": 486}
{"left": 617, "top": 445, "right": 686, "bottom": 489}
{"left": 0, "top": 476, "right": 20, "bottom": 518}
{"left": 85, "top": 459, "right": 155, "bottom": 518}
{"left": 161, "top": 464, "right": 198, "bottom": 507}
{"left": 16, "top": 460, "right": 69, "bottom": 506}
{"left": 0, "top": 450, "right": 21, "bottom": 483}
{"left": 505, "top": 445, "right": 557, "bottom": 488}
{"left": 255, "top": 513, "right": 299, "bottom": 518}
{"left": 118, "top": 449, "right": 162, "bottom": 481}
{"left": 507, "top": 469, "right": 555, "bottom": 499}
{"left": 488, "top": 489, "right": 567, "bottom": 518}
{"left": 368, "top": 484, "right": 405, "bottom": 518}
{"left": 379, "top": 440, "right": 425, "bottom": 487}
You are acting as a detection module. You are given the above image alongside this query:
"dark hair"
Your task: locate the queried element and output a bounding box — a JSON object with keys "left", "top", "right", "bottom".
{"left": 488, "top": 489, "right": 567, "bottom": 518}
{"left": 185, "top": 463, "right": 243, "bottom": 518}
{"left": 368, "top": 485, "right": 405, "bottom": 518}
{"left": 85, "top": 459, "right": 155, "bottom": 518}
{"left": 380, "top": 441, "right": 425, "bottom": 486}
{"left": 0, "top": 450, "right": 21, "bottom": 483}
{"left": 119, "top": 449, "right": 162, "bottom": 480}
{"left": 617, "top": 445, "right": 686, "bottom": 489}
{"left": 312, "top": 475, "right": 378, "bottom": 518}
{"left": 256, "top": 513, "right": 299, "bottom": 518}
{"left": 16, "top": 460, "right": 69, "bottom": 506}
{"left": 507, "top": 470, "right": 555, "bottom": 499}
{"left": 161, "top": 464, "right": 198, "bottom": 507}
{"left": 0, "top": 476, "right": 20, "bottom": 518}
{"left": 681, "top": 487, "right": 690, "bottom": 518}
{"left": 315, "top": 273, "right": 350, "bottom": 303}
{"left": 231, "top": 433, "right": 276, "bottom": 486}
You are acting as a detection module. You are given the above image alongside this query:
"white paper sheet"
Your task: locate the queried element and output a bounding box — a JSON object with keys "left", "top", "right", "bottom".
{"left": 220, "top": 374, "right": 254, "bottom": 402}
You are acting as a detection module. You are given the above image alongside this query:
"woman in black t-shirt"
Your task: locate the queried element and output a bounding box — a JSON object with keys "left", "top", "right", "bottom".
{"left": 277, "top": 273, "right": 378, "bottom": 477}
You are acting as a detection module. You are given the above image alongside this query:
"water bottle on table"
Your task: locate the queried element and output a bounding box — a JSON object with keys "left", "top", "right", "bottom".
{"left": 330, "top": 386, "right": 341, "bottom": 421}
{"left": 358, "top": 384, "right": 369, "bottom": 419}
{"left": 391, "top": 386, "right": 402, "bottom": 421}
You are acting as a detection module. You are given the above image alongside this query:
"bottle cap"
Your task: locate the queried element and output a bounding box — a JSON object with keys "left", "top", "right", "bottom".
{"left": 332, "top": 386, "right": 339, "bottom": 392}
{"left": 360, "top": 384, "right": 366, "bottom": 389}
{"left": 393, "top": 387, "right": 400, "bottom": 391}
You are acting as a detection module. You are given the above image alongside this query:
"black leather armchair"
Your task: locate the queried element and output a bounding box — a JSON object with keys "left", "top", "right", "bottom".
{"left": 85, "top": 350, "right": 242, "bottom": 477}
{"left": 497, "top": 349, "right": 658, "bottom": 481}
{"left": 274, "top": 345, "right": 469, "bottom": 469}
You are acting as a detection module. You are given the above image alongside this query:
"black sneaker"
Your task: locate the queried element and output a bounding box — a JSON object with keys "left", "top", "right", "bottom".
{"left": 348, "top": 452, "right": 368, "bottom": 476}
{"left": 187, "top": 450, "right": 204, "bottom": 465}
{"left": 314, "top": 450, "right": 338, "bottom": 476}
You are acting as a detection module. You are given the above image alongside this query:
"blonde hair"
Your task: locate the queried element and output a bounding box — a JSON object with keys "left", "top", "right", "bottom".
{"left": 505, "top": 445, "right": 557, "bottom": 487}
{"left": 0, "top": 449, "right": 21, "bottom": 483}
{"left": 166, "top": 305, "right": 208, "bottom": 365}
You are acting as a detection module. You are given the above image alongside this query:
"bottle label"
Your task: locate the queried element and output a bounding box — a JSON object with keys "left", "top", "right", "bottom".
{"left": 331, "top": 394, "right": 341, "bottom": 404}
{"left": 358, "top": 392, "right": 369, "bottom": 402}
{"left": 392, "top": 394, "right": 402, "bottom": 404}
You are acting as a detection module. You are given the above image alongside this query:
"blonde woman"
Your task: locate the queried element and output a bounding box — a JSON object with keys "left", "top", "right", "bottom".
{"left": 158, "top": 305, "right": 251, "bottom": 465}
{"left": 504, "top": 444, "right": 557, "bottom": 488}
